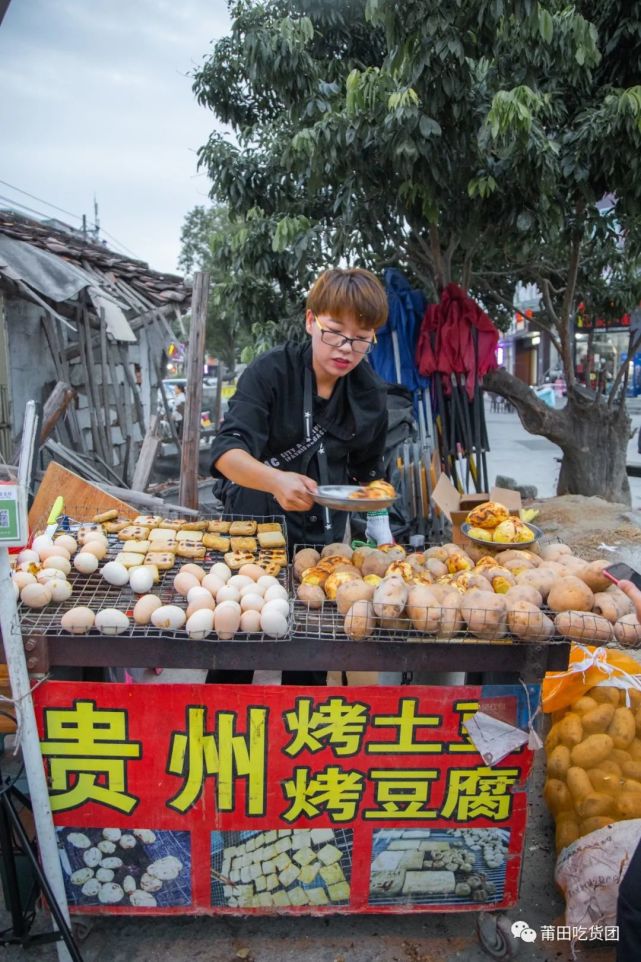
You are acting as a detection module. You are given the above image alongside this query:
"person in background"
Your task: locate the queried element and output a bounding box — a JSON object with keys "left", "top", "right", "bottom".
{"left": 614, "top": 578, "right": 641, "bottom": 962}
{"left": 173, "top": 383, "right": 186, "bottom": 438}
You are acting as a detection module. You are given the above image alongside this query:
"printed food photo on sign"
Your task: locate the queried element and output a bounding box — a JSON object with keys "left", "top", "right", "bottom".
{"left": 211, "top": 828, "right": 353, "bottom": 908}
{"left": 368, "top": 828, "right": 509, "bottom": 906}
{"left": 58, "top": 827, "right": 192, "bottom": 908}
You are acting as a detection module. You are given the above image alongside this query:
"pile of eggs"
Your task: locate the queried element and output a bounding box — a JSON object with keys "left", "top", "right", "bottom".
{"left": 13, "top": 530, "right": 290, "bottom": 640}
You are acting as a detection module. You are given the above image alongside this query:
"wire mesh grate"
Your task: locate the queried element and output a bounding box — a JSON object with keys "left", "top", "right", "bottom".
{"left": 17, "top": 514, "right": 291, "bottom": 642}
{"left": 368, "top": 827, "right": 509, "bottom": 907}
{"left": 290, "top": 543, "right": 610, "bottom": 647}
{"left": 210, "top": 826, "right": 353, "bottom": 908}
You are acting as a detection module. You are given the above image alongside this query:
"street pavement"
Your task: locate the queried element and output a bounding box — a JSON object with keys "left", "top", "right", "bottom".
{"left": 483, "top": 401, "right": 641, "bottom": 508}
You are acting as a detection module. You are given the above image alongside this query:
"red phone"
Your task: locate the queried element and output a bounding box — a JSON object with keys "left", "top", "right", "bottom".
{"left": 604, "top": 562, "right": 641, "bottom": 591}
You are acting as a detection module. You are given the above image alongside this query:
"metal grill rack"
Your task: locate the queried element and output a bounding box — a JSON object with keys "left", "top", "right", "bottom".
{"left": 18, "top": 514, "right": 291, "bottom": 643}
{"left": 210, "top": 827, "right": 353, "bottom": 908}
{"left": 57, "top": 826, "right": 192, "bottom": 908}
{"left": 368, "top": 828, "right": 508, "bottom": 908}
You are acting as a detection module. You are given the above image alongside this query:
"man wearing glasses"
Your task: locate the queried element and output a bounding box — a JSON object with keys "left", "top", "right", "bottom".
{"left": 210, "top": 267, "right": 392, "bottom": 550}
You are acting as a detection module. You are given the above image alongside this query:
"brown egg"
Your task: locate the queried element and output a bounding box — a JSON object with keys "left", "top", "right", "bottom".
{"left": 186, "top": 595, "right": 217, "bottom": 618}
{"left": 173, "top": 571, "right": 200, "bottom": 597}
{"left": 238, "top": 563, "right": 266, "bottom": 582}
{"left": 133, "top": 594, "right": 162, "bottom": 625}
{"left": 39, "top": 543, "right": 71, "bottom": 562}
{"left": 214, "top": 602, "right": 241, "bottom": 639}
{"left": 82, "top": 540, "right": 108, "bottom": 561}
{"left": 20, "top": 583, "right": 52, "bottom": 607}
{"left": 239, "top": 609, "right": 261, "bottom": 633}
{"left": 180, "top": 563, "right": 206, "bottom": 582}
{"left": 61, "top": 607, "right": 95, "bottom": 633}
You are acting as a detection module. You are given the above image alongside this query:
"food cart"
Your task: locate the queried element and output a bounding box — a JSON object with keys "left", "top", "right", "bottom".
{"left": 2, "top": 500, "right": 572, "bottom": 960}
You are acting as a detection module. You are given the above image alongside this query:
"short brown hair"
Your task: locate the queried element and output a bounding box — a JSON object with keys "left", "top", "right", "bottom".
{"left": 307, "top": 267, "right": 388, "bottom": 331}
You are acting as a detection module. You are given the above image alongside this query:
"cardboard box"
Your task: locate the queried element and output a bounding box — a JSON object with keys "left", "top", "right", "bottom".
{"left": 431, "top": 476, "right": 522, "bottom": 547}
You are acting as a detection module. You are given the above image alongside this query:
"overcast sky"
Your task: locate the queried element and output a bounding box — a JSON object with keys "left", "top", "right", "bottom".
{"left": 0, "top": 0, "right": 231, "bottom": 274}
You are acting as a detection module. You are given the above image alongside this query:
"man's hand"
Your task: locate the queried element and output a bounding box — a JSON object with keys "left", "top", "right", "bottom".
{"left": 272, "top": 472, "right": 317, "bottom": 511}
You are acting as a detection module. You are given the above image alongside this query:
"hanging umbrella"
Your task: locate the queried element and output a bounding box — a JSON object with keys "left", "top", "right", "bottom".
{"left": 415, "top": 283, "right": 499, "bottom": 492}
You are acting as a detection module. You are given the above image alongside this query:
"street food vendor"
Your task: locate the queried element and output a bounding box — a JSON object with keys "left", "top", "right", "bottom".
{"left": 210, "top": 267, "right": 394, "bottom": 550}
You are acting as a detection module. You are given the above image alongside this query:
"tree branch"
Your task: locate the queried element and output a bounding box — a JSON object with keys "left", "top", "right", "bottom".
{"left": 429, "top": 223, "right": 447, "bottom": 291}
{"left": 484, "top": 367, "right": 568, "bottom": 446}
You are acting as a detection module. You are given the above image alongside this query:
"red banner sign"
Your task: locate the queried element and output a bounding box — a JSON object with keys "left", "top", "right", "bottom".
{"left": 33, "top": 682, "right": 538, "bottom": 915}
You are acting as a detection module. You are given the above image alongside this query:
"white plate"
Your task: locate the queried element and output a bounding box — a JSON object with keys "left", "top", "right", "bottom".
{"left": 314, "top": 485, "right": 398, "bottom": 512}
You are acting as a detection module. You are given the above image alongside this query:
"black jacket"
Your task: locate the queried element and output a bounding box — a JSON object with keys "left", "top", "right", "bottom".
{"left": 210, "top": 341, "right": 388, "bottom": 548}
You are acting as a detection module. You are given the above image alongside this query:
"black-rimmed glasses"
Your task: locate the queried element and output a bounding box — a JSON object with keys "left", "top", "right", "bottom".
{"left": 314, "top": 316, "right": 377, "bottom": 355}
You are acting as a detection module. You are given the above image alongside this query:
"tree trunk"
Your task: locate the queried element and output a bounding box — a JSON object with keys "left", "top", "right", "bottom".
{"left": 555, "top": 391, "right": 631, "bottom": 504}
{"left": 484, "top": 368, "right": 632, "bottom": 505}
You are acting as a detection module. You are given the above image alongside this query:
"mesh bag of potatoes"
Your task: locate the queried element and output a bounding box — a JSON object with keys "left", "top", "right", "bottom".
{"left": 543, "top": 644, "right": 641, "bottom": 854}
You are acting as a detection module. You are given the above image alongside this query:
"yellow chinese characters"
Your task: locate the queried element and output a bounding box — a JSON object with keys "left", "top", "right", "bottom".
{"left": 283, "top": 697, "right": 369, "bottom": 757}
{"left": 282, "top": 766, "right": 365, "bottom": 822}
{"left": 368, "top": 698, "right": 443, "bottom": 753}
{"left": 167, "top": 705, "right": 267, "bottom": 815}
{"left": 440, "top": 767, "right": 520, "bottom": 821}
{"left": 40, "top": 700, "right": 142, "bottom": 814}
{"left": 364, "top": 769, "right": 439, "bottom": 819}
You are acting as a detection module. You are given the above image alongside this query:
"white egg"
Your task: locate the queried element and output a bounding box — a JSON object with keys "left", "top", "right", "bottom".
{"left": 239, "top": 581, "right": 267, "bottom": 598}
{"left": 228, "top": 574, "right": 253, "bottom": 589}
{"left": 54, "top": 535, "right": 78, "bottom": 554}
{"left": 74, "top": 552, "right": 100, "bottom": 575}
{"left": 186, "top": 608, "right": 214, "bottom": 639}
{"left": 260, "top": 607, "right": 289, "bottom": 638}
{"left": 240, "top": 593, "right": 265, "bottom": 613}
{"left": 239, "top": 609, "right": 261, "bottom": 633}
{"left": 210, "top": 562, "right": 231, "bottom": 583}
{"left": 95, "top": 609, "right": 130, "bottom": 635}
{"left": 256, "top": 575, "right": 279, "bottom": 591}
{"left": 216, "top": 584, "right": 240, "bottom": 604}
{"left": 150, "top": 605, "right": 186, "bottom": 629}
{"left": 264, "top": 583, "right": 288, "bottom": 603}
{"left": 129, "top": 566, "right": 154, "bottom": 595}
{"left": 215, "top": 599, "right": 241, "bottom": 615}
{"left": 133, "top": 594, "right": 162, "bottom": 625}
{"left": 17, "top": 548, "right": 40, "bottom": 565}
{"left": 32, "top": 534, "right": 54, "bottom": 555}
{"left": 41, "top": 555, "right": 71, "bottom": 575}
{"left": 20, "top": 583, "right": 52, "bottom": 607}
{"left": 61, "top": 607, "right": 95, "bottom": 633}
{"left": 37, "top": 567, "right": 66, "bottom": 584}
{"left": 49, "top": 579, "right": 73, "bottom": 603}
{"left": 186, "top": 585, "right": 214, "bottom": 604}
{"left": 261, "top": 598, "right": 289, "bottom": 618}
{"left": 101, "top": 561, "right": 129, "bottom": 586}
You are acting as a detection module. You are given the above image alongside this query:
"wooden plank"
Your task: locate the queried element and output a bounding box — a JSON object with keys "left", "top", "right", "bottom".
{"left": 28, "top": 461, "right": 137, "bottom": 534}
{"left": 104, "top": 339, "right": 130, "bottom": 478}
{"left": 82, "top": 304, "right": 110, "bottom": 465}
{"left": 77, "top": 305, "right": 107, "bottom": 462}
{"left": 98, "top": 310, "right": 115, "bottom": 465}
{"left": 40, "top": 381, "right": 76, "bottom": 445}
{"left": 131, "top": 413, "right": 161, "bottom": 492}
{"left": 117, "top": 343, "right": 146, "bottom": 428}
{"left": 40, "top": 316, "right": 86, "bottom": 451}
{"left": 179, "top": 271, "right": 209, "bottom": 508}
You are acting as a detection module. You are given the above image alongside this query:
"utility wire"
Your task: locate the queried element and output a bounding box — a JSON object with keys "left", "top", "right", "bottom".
{"left": 0, "top": 193, "right": 142, "bottom": 261}
{"left": 0, "top": 177, "right": 83, "bottom": 221}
